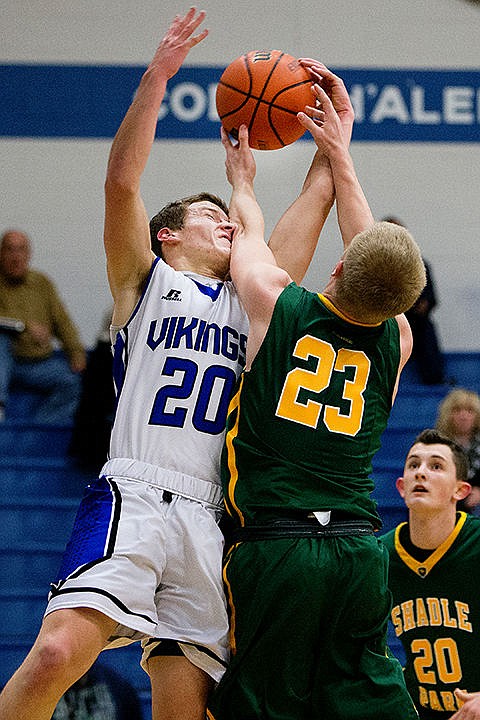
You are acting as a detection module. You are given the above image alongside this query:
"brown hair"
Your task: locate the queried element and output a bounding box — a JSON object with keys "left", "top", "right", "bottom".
{"left": 412, "top": 428, "right": 470, "bottom": 482}
{"left": 149, "top": 192, "right": 229, "bottom": 256}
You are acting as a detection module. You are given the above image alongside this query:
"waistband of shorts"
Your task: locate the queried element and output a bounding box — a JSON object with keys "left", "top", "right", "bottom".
{"left": 99, "top": 458, "right": 223, "bottom": 508}
{"left": 229, "top": 517, "right": 375, "bottom": 542}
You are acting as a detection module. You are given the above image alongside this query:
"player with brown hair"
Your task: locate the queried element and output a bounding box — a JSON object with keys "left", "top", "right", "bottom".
{"left": 0, "top": 9, "right": 355, "bottom": 720}
{"left": 382, "top": 428, "right": 480, "bottom": 719}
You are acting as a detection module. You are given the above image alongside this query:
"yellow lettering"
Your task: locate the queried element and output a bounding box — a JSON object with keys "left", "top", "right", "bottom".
{"left": 427, "top": 597, "right": 442, "bottom": 626}
{"left": 418, "top": 686, "right": 429, "bottom": 708}
{"left": 415, "top": 598, "right": 429, "bottom": 627}
{"left": 412, "top": 639, "right": 436, "bottom": 683}
{"left": 402, "top": 600, "right": 416, "bottom": 631}
{"left": 441, "top": 692, "right": 457, "bottom": 712}
{"left": 428, "top": 690, "right": 443, "bottom": 711}
{"left": 391, "top": 605, "right": 403, "bottom": 637}
{"left": 441, "top": 598, "right": 457, "bottom": 628}
{"left": 456, "top": 601, "right": 472, "bottom": 632}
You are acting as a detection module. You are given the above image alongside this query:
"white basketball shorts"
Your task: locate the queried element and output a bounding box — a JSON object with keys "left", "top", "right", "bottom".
{"left": 46, "top": 475, "right": 229, "bottom": 682}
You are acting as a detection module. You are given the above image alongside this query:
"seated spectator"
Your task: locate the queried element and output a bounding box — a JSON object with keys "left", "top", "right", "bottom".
{"left": 436, "top": 387, "right": 480, "bottom": 514}
{"left": 382, "top": 216, "right": 445, "bottom": 385}
{"left": 52, "top": 660, "right": 143, "bottom": 719}
{"left": 0, "top": 229, "right": 86, "bottom": 424}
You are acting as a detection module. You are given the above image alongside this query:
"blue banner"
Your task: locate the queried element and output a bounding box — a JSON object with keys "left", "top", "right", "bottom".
{"left": 1, "top": 64, "right": 479, "bottom": 142}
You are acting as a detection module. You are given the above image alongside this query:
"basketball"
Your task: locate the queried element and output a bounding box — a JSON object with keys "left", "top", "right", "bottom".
{"left": 216, "top": 50, "right": 313, "bottom": 151}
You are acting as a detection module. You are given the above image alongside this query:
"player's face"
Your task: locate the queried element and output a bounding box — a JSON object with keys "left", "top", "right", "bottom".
{"left": 181, "top": 201, "right": 236, "bottom": 267}
{"left": 398, "top": 442, "right": 464, "bottom": 512}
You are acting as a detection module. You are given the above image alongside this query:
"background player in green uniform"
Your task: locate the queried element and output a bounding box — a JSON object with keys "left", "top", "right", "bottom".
{"left": 382, "top": 428, "right": 480, "bottom": 720}
{"left": 207, "top": 69, "right": 426, "bottom": 720}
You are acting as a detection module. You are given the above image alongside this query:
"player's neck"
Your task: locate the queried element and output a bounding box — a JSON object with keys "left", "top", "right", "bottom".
{"left": 169, "top": 257, "right": 228, "bottom": 281}
{"left": 408, "top": 507, "right": 458, "bottom": 550}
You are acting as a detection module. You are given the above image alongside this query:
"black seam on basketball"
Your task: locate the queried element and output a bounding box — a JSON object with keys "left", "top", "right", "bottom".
{"left": 217, "top": 78, "right": 311, "bottom": 121}
{"left": 217, "top": 84, "right": 253, "bottom": 120}
{"left": 247, "top": 51, "right": 285, "bottom": 135}
{"left": 269, "top": 79, "right": 313, "bottom": 110}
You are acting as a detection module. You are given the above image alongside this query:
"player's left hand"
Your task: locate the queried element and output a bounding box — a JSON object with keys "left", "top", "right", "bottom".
{"left": 299, "top": 60, "right": 354, "bottom": 144}
{"left": 150, "top": 8, "right": 208, "bottom": 81}
{"left": 296, "top": 83, "right": 346, "bottom": 158}
{"left": 450, "top": 689, "right": 480, "bottom": 719}
{"left": 221, "top": 125, "right": 256, "bottom": 189}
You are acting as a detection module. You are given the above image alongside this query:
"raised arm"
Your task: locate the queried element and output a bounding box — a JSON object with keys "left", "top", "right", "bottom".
{"left": 104, "top": 8, "right": 208, "bottom": 326}
{"left": 268, "top": 63, "right": 354, "bottom": 282}
{"left": 297, "top": 76, "right": 374, "bottom": 249}
{"left": 222, "top": 125, "right": 290, "bottom": 366}
{"left": 297, "top": 72, "right": 416, "bottom": 398}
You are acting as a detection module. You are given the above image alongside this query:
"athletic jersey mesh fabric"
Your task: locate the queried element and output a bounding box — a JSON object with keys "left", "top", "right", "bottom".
{"left": 382, "top": 512, "right": 480, "bottom": 719}
{"left": 105, "top": 258, "right": 248, "bottom": 490}
{"left": 223, "top": 283, "right": 401, "bottom": 527}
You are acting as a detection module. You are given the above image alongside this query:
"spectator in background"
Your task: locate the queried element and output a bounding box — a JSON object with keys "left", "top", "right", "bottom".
{"left": 69, "top": 310, "right": 115, "bottom": 473}
{"left": 0, "top": 229, "right": 86, "bottom": 424}
{"left": 436, "top": 388, "right": 480, "bottom": 514}
{"left": 52, "top": 661, "right": 143, "bottom": 720}
{"left": 382, "top": 216, "right": 445, "bottom": 385}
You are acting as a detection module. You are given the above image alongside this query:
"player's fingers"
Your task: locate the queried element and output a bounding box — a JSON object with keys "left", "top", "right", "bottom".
{"left": 312, "top": 83, "right": 334, "bottom": 114}
{"left": 299, "top": 58, "right": 327, "bottom": 70}
{"left": 220, "top": 126, "right": 232, "bottom": 149}
{"left": 296, "top": 111, "right": 320, "bottom": 132}
{"left": 178, "top": 8, "right": 207, "bottom": 39}
{"left": 189, "top": 28, "right": 208, "bottom": 47}
{"left": 237, "top": 124, "right": 249, "bottom": 146}
{"left": 304, "top": 106, "right": 325, "bottom": 124}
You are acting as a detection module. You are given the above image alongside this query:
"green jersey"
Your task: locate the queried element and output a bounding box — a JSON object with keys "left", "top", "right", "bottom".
{"left": 222, "top": 283, "right": 401, "bottom": 527}
{"left": 382, "top": 512, "right": 480, "bottom": 719}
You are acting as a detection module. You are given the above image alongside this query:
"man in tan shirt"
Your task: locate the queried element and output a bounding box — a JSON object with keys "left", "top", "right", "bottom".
{"left": 0, "top": 229, "right": 86, "bottom": 423}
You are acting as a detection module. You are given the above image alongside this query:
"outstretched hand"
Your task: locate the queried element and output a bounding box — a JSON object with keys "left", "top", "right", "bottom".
{"left": 221, "top": 125, "right": 256, "bottom": 190}
{"left": 449, "top": 689, "right": 480, "bottom": 719}
{"left": 149, "top": 7, "right": 208, "bottom": 80}
{"left": 296, "top": 83, "right": 346, "bottom": 158}
{"left": 299, "top": 60, "right": 354, "bottom": 145}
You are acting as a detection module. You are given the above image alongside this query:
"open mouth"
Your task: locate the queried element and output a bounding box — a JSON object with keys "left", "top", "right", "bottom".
{"left": 412, "top": 484, "right": 428, "bottom": 493}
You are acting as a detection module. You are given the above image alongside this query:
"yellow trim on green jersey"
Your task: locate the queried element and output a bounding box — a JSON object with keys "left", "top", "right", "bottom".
{"left": 224, "top": 374, "right": 245, "bottom": 527}
{"left": 394, "top": 512, "right": 468, "bottom": 577}
{"left": 318, "top": 293, "right": 382, "bottom": 327}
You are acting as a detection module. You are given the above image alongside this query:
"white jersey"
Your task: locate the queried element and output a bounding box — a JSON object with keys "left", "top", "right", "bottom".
{"left": 101, "top": 258, "right": 248, "bottom": 504}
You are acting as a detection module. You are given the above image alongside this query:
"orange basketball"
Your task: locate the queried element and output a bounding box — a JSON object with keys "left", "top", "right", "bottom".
{"left": 216, "top": 50, "right": 313, "bottom": 151}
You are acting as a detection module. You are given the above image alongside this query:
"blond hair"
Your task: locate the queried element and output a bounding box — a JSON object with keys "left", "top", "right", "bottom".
{"left": 436, "top": 388, "right": 480, "bottom": 437}
{"left": 334, "top": 221, "right": 426, "bottom": 324}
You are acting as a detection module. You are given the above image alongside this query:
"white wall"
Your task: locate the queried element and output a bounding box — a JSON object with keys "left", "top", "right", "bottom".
{"left": 1, "top": 0, "right": 479, "bottom": 349}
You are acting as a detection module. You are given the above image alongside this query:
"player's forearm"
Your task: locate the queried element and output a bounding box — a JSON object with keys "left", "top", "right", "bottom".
{"left": 269, "top": 151, "right": 334, "bottom": 283}
{"left": 229, "top": 184, "right": 266, "bottom": 255}
{"left": 106, "top": 67, "right": 168, "bottom": 191}
{"left": 329, "top": 149, "right": 374, "bottom": 248}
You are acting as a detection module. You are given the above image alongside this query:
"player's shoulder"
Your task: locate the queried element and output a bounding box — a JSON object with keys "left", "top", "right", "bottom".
{"left": 461, "top": 512, "right": 480, "bottom": 538}
{"left": 379, "top": 526, "right": 399, "bottom": 551}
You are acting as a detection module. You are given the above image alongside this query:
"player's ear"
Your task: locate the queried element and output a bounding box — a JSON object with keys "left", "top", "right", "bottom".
{"left": 454, "top": 480, "right": 472, "bottom": 502}
{"left": 395, "top": 476, "right": 406, "bottom": 497}
{"left": 330, "top": 259, "right": 344, "bottom": 277}
{"left": 157, "top": 227, "right": 177, "bottom": 245}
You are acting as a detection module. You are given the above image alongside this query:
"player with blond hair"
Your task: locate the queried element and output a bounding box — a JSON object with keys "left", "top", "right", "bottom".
{"left": 207, "top": 75, "right": 425, "bottom": 719}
